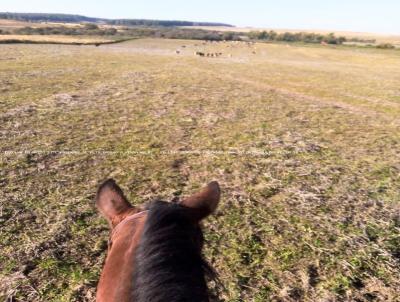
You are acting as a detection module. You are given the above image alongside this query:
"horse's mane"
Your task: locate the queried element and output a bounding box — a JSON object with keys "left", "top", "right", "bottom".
{"left": 132, "top": 200, "right": 215, "bottom": 302}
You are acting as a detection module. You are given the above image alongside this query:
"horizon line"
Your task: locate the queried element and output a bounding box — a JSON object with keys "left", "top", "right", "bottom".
{"left": 2, "top": 11, "right": 400, "bottom": 36}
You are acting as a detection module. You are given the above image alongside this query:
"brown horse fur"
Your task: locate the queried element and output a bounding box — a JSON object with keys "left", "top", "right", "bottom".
{"left": 95, "top": 179, "right": 220, "bottom": 301}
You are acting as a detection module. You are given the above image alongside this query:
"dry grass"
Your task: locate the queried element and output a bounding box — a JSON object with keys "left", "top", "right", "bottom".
{"left": 0, "top": 39, "right": 399, "bottom": 301}
{"left": 0, "top": 19, "right": 128, "bottom": 31}
{"left": 0, "top": 19, "right": 38, "bottom": 29}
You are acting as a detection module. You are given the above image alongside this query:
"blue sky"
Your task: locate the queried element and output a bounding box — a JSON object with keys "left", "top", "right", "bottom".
{"left": 2, "top": 0, "right": 399, "bottom": 34}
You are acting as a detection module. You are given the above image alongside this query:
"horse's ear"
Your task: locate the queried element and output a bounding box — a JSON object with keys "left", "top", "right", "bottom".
{"left": 95, "top": 179, "right": 133, "bottom": 224}
{"left": 180, "top": 181, "right": 220, "bottom": 221}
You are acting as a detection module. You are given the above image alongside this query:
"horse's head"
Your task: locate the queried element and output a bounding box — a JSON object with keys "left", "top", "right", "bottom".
{"left": 95, "top": 179, "right": 220, "bottom": 302}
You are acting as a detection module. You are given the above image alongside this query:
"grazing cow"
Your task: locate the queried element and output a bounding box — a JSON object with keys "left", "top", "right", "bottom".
{"left": 175, "top": 50, "right": 181, "bottom": 54}
{"left": 195, "top": 51, "right": 205, "bottom": 57}
{"left": 95, "top": 180, "right": 221, "bottom": 302}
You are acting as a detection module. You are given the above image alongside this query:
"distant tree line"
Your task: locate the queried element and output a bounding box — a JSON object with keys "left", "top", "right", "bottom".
{"left": 248, "top": 30, "right": 347, "bottom": 45}
{"left": 13, "top": 24, "right": 118, "bottom": 36}
{"left": 6, "top": 24, "right": 241, "bottom": 41}
{"left": 0, "top": 12, "right": 232, "bottom": 27}
{"left": 127, "top": 28, "right": 241, "bottom": 41}
{"left": 376, "top": 43, "right": 395, "bottom": 49}
{"left": 348, "top": 37, "right": 376, "bottom": 43}
{"left": 0, "top": 12, "right": 99, "bottom": 23}
{"left": 106, "top": 19, "right": 232, "bottom": 27}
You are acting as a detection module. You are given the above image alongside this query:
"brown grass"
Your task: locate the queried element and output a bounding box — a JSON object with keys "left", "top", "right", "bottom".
{"left": 0, "top": 39, "right": 399, "bottom": 301}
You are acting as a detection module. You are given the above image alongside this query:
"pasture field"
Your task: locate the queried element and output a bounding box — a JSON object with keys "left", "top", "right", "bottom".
{"left": 0, "top": 39, "right": 400, "bottom": 301}
{"left": 0, "top": 19, "right": 116, "bottom": 30}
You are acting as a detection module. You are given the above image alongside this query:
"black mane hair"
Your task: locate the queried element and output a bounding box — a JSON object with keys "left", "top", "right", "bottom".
{"left": 132, "top": 200, "right": 216, "bottom": 302}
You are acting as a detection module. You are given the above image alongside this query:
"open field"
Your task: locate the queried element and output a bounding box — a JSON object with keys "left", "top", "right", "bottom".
{"left": 0, "top": 19, "right": 37, "bottom": 29}
{"left": 0, "top": 19, "right": 84, "bottom": 31}
{"left": 1, "top": 39, "right": 399, "bottom": 301}
{"left": 0, "top": 19, "right": 127, "bottom": 31}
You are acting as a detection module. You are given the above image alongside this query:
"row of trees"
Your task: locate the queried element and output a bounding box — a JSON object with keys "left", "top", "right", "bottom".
{"left": 348, "top": 37, "right": 376, "bottom": 43}
{"left": 126, "top": 28, "right": 241, "bottom": 41}
{"left": 248, "top": 30, "right": 347, "bottom": 45}
{"left": 376, "top": 43, "right": 395, "bottom": 49}
{"left": 13, "top": 25, "right": 118, "bottom": 36}
{"left": 0, "top": 12, "right": 232, "bottom": 27}
{"left": 6, "top": 24, "right": 241, "bottom": 41}
{"left": 106, "top": 19, "right": 232, "bottom": 27}
{"left": 0, "top": 12, "right": 99, "bottom": 23}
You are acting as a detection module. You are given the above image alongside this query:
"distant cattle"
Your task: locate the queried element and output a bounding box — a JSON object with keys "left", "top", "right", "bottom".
{"left": 208, "top": 53, "right": 222, "bottom": 58}
{"left": 175, "top": 50, "right": 181, "bottom": 54}
{"left": 195, "top": 51, "right": 223, "bottom": 58}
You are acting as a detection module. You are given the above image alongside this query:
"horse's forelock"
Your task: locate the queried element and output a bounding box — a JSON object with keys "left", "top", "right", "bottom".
{"left": 132, "top": 200, "right": 215, "bottom": 302}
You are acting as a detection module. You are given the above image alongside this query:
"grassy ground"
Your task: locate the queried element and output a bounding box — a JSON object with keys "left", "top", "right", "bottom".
{"left": 0, "top": 19, "right": 122, "bottom": 31}
{"left": 0, "top": 39, "right": 399, "bottom": 301}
